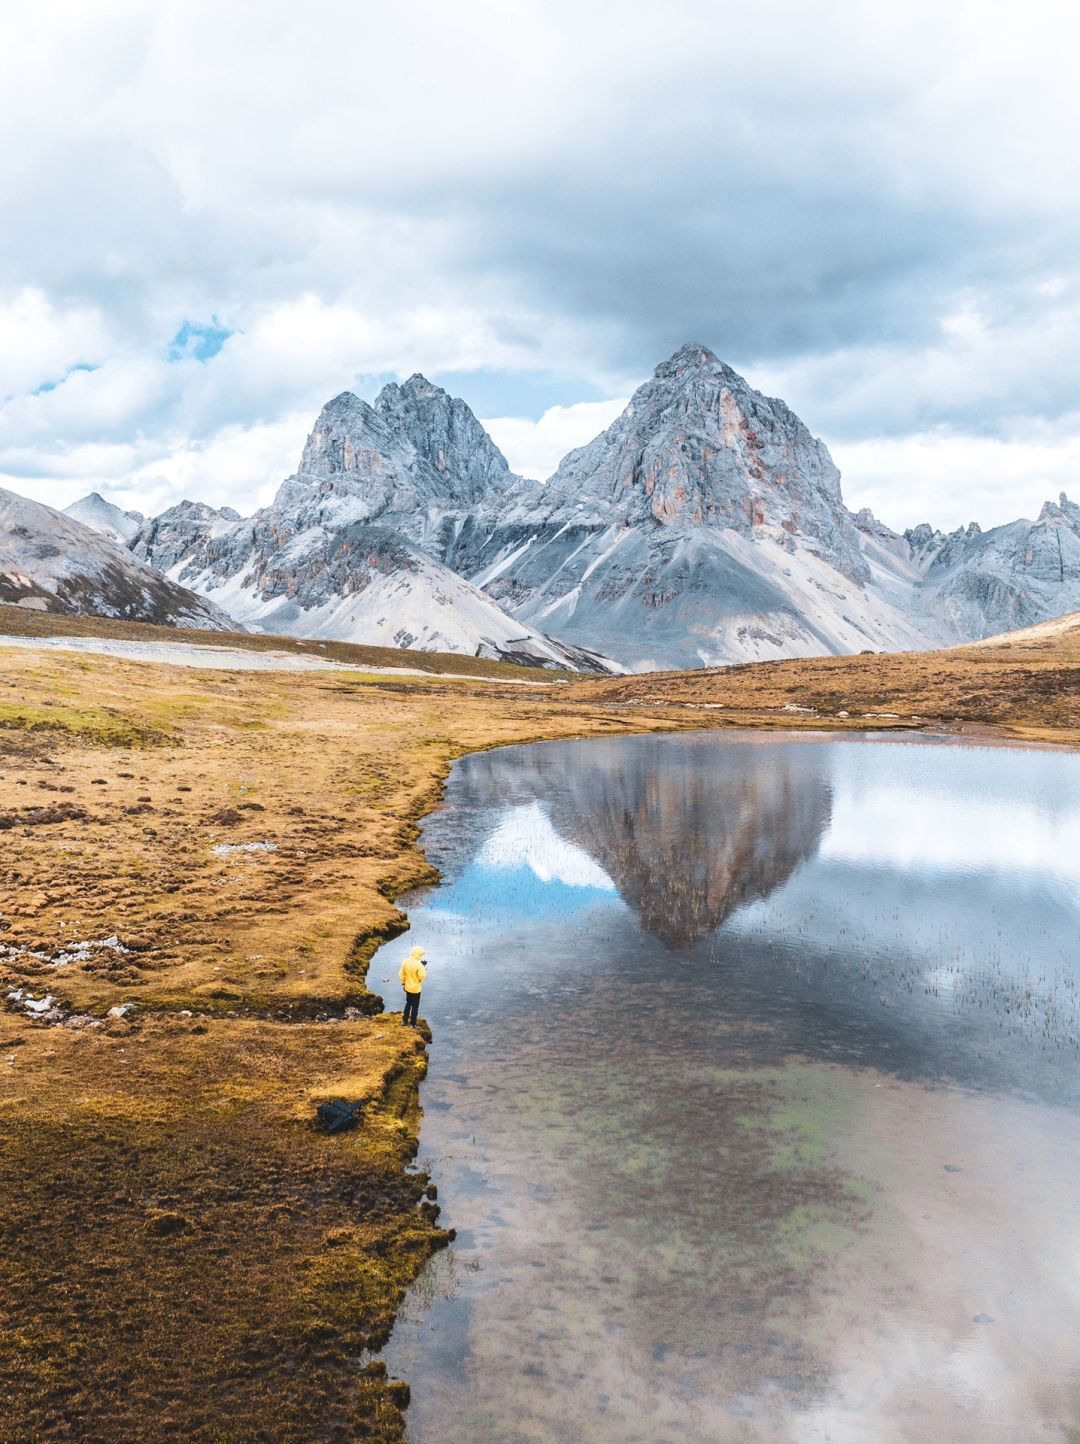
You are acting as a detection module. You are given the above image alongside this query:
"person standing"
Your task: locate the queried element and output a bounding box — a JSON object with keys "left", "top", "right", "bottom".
{"left": 399, "top": 945, "right": 426, "bottom": 1027}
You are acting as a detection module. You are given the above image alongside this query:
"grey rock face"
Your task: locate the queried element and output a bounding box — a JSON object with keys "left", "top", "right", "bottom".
{"left": 372, "top": 374, "right": 514, "bottom": 503}
{"left": 928, "top": 521, "right": 984, "bottom": 574}
{"left": 288, "top": 379, "right": 514, "bottom": 551}
{"left": 903, "top": 522, "right": 945, "bottom": 563}
{"left": 1041, "top": 492, "right": 1080, "bottom": 529}
{"left": 507, "top": 344, "right": 866, "bottom": 581}
{"left": 127, "top": 348, "right": 948, "bottom": 668}
{"left": 436, "top": 346, "right": 933, "bottom": 668}
{"left": 916, "top": 495, "right": 1080, "bottom": 638}
{"left": 853, "top": 506, "right": 898, "bottom": 544}
{"left": 0, "top": 487, "right": 233, "bottom": 630}
{"left": 131, "top": 385, "right": 608, "bottom": 670}
{"left": 126, "top": 346, "right": 1080, "bottom": 670}
{"left": 130, "top": 500, "right": 242, "bottom": 574}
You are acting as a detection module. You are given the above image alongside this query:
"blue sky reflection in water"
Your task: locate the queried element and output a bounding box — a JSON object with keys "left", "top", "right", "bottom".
{"left": 426, "top": 801, "right": 619, "bottom": 926}
{"left": 380, "top": 733, "right": 1080, "bottom": 1443}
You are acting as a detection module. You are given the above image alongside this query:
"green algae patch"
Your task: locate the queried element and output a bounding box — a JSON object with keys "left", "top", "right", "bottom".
{"left": 729, "top": 1062, "right": 876, "bottom": 1282}
{"left": 771, "top": 1201, "right": 858, "bottom": 1271}
{"left": 745, "top": 1063, "right": 861, "bottom": 1171}
{"left": 461, "top": 1018, "right": 876, "bottom": 1382}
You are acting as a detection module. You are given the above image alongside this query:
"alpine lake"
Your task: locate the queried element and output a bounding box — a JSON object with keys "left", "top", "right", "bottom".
{"left": 377, "top": 731, "right": 1080, "bottom": 1443}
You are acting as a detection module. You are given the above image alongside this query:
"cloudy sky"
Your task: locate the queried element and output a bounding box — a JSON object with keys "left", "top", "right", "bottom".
{"left": 2, "top": 0, "right": 1078, "bottom": 530}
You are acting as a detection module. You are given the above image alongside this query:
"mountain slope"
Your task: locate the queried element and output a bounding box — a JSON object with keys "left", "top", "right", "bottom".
{"left": 64, "top": 492, "right": 145, "bottom": 545}
{"left": 162, "top": 520, "right": 610, "bottom": 668}
{"left": 900, "top": 494, "right": 1080, "bottom": 638}
{"left": 131, "top": 396, "right": 612, "bottom": 671}
{"left": 441, "top": 345, "right": 943, "bottom": 667}
{"left": 0, "top": 487, "right": 233, "bottom": 630}
{"left": 970, "top": 605, "right": 1080, "bottom": 648}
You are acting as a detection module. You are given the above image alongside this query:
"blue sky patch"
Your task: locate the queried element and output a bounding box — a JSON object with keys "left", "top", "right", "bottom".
{"left": 168, "top": 319, "right": 233, "bottom": 363}
{"left": 427, "top": 862, "right": 619, "bottom": 926}
{"left": 431, "top": 368, "right": 609, "bottom": 420}
{"left": 349, "top": 367, "right": 609, "bottom": 420}
{"left": 32, "top": 362, "right": 98, "bottom": 396}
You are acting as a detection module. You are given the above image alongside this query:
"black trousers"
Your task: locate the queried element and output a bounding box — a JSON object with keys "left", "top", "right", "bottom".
{"left": 403, "top": 990, "right": 421, "bottom": 1025}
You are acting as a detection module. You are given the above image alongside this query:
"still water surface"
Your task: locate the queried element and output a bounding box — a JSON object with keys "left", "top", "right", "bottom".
{"left": 379, "top": 732, "right": 1080, "bottom": 1443}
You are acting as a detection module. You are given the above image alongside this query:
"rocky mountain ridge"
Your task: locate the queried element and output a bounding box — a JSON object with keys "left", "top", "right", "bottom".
{"left": 0, "top": 487, "right": 232, "bottom": 630}
{"left": 69, "top": 344, "right": 1080, "bottom": 670}
{"left": 891, "top": 493, "right": 1080, "bottom": 638}
{"left": 122, "top": 385, "right": 607, "bottom": 669}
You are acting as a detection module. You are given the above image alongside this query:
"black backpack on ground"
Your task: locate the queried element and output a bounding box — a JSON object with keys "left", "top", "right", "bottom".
{"left": 316, "top": 1098, "right": 364, "bottom": 1134}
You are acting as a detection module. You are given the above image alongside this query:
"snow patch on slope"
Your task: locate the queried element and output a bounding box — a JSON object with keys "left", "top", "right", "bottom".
{"left": 168, "top": 542, "right": 616, "bottom": 670}
{"left": 0, "top": 487, "right": 232, "bottom": 630}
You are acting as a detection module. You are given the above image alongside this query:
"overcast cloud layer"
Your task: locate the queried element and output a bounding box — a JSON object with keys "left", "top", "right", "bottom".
{"left": 2, "top": 0, "right": 1078, "bottom": 530}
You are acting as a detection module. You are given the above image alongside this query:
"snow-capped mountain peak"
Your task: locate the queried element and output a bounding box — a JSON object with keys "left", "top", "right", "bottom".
{"left": 124, "top": 348, "right": 1080, "bottom": 670}
{"left": 64, "top": 492, "right": 145, "bottom": 545}
{"left": 128, "top": 382, "right": 613, "bottom": 671}
{"left": 517, "top": 344, "right": 867, "bottom": 584}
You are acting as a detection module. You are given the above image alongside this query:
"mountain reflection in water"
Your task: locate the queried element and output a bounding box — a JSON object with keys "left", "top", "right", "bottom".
{"left": 382, "top": 732, "right": 1080, "bottom": 1444}
{"left": 448, "top": 734, "right": 832, "bottom": 947}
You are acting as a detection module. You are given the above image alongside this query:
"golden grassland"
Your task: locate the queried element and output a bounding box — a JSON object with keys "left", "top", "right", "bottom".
{"left": 565, "top": 619, "right": 1080, "bottom": 746}
{"left": 2, "top": 608, "right": 1078, "bottom": 1439}
{"left": 0, "top": 638, "right": 693, "bottom": 1441}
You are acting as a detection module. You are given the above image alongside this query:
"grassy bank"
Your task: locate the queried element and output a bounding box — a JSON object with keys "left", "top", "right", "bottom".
{"left": 565, "top": 617, "right": 1080, "bottom": 745}
{"left": 3, "top": 611, "right": 1078, "bottom": 1439}
{"left": 0, "top": 641, "right": 686, "bottom": 1440}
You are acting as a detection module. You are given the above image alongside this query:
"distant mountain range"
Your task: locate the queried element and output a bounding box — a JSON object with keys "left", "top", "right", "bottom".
{"left": 4, "top": 342, "right": 1079, "bottom": 671}
{"left": 0, "top": 487, "right": 230, "bottom": 630}
{"left": 63, "top": 492, "right": 145, "bottom": 546}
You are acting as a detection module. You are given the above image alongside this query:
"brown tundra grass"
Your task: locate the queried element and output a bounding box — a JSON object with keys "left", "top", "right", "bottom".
{"left": 1, "top": 605, "right": 1077, "bottom": 1439}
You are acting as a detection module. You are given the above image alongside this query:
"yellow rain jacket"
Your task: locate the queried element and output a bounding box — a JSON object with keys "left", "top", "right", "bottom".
{"left": 399, "top": 949, "right": 426, "bottom": 993}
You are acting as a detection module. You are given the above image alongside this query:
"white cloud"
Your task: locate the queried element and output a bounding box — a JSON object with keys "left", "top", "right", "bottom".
{"left": 122, "top": 413, "right": 311, "bottom": 518}
{"left": 0, "top": 413, "right": 309, "bottom": 519}
{"left": 834, "top": 430, "right": 1080, "bottom": 533}
{"left": 484, "top": 398, "right": 629, "bottom": 480}
{"left": 3, "top": 0, "right": 1080, "bottom": 528}
{"left": 0, "top": 294, "right": 614, "bottom": 512}
{"left": 0, "top": 290, "right": 110, "bottom": 397}
{"left": 751, "top": 277, "right": 1080, "bottom": 445}
{"left": 822, "top": 780, "right": 1080, "bottom": 887}
{"left": 477, "top": 802, "right": 616, "bottom": 891}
